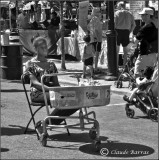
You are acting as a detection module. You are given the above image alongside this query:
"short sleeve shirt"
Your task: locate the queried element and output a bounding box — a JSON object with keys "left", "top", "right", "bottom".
{"left": 25, "top": 57, "right": 59, "bottom": 94}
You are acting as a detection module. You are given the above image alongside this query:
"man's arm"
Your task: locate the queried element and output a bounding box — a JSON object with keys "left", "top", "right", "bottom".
{"left": 130, "top": 14, "right": 136, "bottom": 33}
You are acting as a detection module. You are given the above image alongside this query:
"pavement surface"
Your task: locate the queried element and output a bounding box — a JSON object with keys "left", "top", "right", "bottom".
{"left": 1, "top": 56, "right": 158, "bottom": 159}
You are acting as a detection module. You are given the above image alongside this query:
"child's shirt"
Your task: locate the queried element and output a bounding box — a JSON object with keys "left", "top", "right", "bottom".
{"left": 82, "top": 43, "right": 95, "bottom": 60}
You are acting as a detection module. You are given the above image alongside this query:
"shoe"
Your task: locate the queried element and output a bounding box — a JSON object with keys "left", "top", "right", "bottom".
{"left": 35, "top": 120, "right": 43, "bottom": 136}
{"left": 123, "top": 95, "right": 131, "bottom": 103}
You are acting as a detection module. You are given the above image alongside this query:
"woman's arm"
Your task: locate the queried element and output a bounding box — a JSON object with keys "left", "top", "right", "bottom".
{"left": 29, "top": 74, "right": 50, "bottom": 92}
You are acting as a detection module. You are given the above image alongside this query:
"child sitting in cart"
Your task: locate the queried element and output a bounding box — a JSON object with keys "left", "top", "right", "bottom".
{"left": 24, "top": 36, "right": 79, "bottom": 134}
{"left": 123, "top": 66, "right": 155, "bottom": 103}
{"left": 82, "top": 34, "right": 95, "bottom": 79}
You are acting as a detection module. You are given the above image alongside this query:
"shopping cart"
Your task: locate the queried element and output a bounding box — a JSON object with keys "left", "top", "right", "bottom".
{"left": 40, "top": 72, "right": 111, "bottom": 151}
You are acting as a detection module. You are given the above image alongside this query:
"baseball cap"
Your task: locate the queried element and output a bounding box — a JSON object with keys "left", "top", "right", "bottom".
{"left": 138, "top": 8, "right": 154, "bottom": 15}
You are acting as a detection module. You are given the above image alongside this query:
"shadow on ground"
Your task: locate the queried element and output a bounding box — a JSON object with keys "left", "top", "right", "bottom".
{"left": 48, "top": 132, "right": 108, "bottom": 143}
{"left": 1, "top": 89, "right": 25, "bottom": 92}
{"left": 79, "top": 142, "right": 155, "bottom": 158}
{"left": 1, "top": 125, "right": 35, "bottom": 136}
{"left": 45, "top": 132, "right": 108, "bottom": 149}
{"left": 1, "top": 148, "right": 9, "bottom": 152}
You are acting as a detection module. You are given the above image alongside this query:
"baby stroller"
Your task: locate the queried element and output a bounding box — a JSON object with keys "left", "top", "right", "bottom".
{"left": 124, "top": 77, "right": 158, "bottom": 122}
{"left": 114, "top": 52, "right": 137, "bottom": 90}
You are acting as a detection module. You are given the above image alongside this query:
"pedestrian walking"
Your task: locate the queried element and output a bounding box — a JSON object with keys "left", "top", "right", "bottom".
{"left": 114, "top": 1, "right": 136, "bottom": 66}
{"left": 134, "top": 7, "right": 158, "bottom": 79}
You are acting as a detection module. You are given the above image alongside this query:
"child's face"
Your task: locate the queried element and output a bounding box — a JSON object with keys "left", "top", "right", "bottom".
{"left": 36, "top": 41, "right": 48, "bottom": 57}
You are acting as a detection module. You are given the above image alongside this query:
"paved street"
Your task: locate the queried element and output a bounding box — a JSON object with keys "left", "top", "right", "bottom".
{"left": 1, "top": 59, "right": 158, "bottom": 159}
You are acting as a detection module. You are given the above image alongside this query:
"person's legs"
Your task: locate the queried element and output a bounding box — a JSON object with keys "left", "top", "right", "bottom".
{"left": 50, "top": 108, "right": 79, "bottom": 125}
{"left": 134, "top": 55, "right": 154, "bottom": 79}
{"left": 82, "top": 63, "right": 86, "bottom": 78}
{"left": 123, "top": 46, "right": 128, "bottom": 66}
{"left": 83, "top": 66, "right": 87, "bottom": 78}
{"left": 94, "top": 42, "right": 102, "bottom": 72}
{"left": 30, "top": 91, "right": 50, "bottom": 104}
{"left": 134, "top": 56, "right": 144, "bottom": 79}
{"left": 116, "top": 29, "right": 122, "bottom": 67}
{"left": 84, "top": 57, "right": 94, "bottom": 78}
{"left": 94, "top": 51, "right": 99, "bottom": 71}
{"left": 33, "top": 91, "right": 79, "bottom": 126}
{"left": 116, "top": 45, "right": 120, "bottom": 66}
{"left": 88, "top": 65, "right": 93, "bottom": 78}
{"left": 122, "top": 30, "right": 130, "bottom": 66}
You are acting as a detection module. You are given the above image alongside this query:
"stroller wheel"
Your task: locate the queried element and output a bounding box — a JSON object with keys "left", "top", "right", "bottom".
{"left": 126, "top": 107, "right": 135, "bottom": 118}
{"left": 39, "top": 133, "right": 48, "bottom": 147}
{"left": 148, "top": 108, "right": 158, "bottom": 122}
{"left": 125, "top": 103, "right": 130, "bottom": 111}
{"left": 89, "top": 127, "right": 97, "bottom": 140}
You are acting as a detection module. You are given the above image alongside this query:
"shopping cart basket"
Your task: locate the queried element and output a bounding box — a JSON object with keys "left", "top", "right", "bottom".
{"left": 40, "top": 72, "right": 111, "bottom": 151}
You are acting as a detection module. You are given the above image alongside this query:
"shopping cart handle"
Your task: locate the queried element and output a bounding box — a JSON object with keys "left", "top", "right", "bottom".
{"left": 43, "top": 72, "right": 83, "bottom": 77}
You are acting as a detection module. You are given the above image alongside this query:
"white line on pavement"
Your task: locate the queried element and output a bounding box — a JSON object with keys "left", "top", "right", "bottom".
{"left": 106, "top": 103, "right": 126, "bottom": 107}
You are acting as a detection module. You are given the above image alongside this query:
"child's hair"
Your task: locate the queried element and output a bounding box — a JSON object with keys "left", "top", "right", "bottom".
{"left": 33, "top": 36, "right": 47, "bottom": 49}
{"left": 143, "top": 66, "right": 154, "bottom": 80}
{"left": 83, "top": 34, "right": 91, "bottom": 43}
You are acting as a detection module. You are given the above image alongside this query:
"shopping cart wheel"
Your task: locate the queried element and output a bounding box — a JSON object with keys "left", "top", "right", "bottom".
{"left": 89, "top": 127, "right": 97, "bottom": 140}
{"left": 148, "top": 108, "right": 158, "bottom": 122}
{"left": 93, "top": 140, "right": 101, "bottom": 152}
{"left": 39, "top": 133, "right": 48, "bottom": 147}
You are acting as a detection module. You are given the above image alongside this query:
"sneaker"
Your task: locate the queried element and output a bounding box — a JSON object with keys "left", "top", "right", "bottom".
{"left": 123, "top": 95, "right": 131, "bottom": 103}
